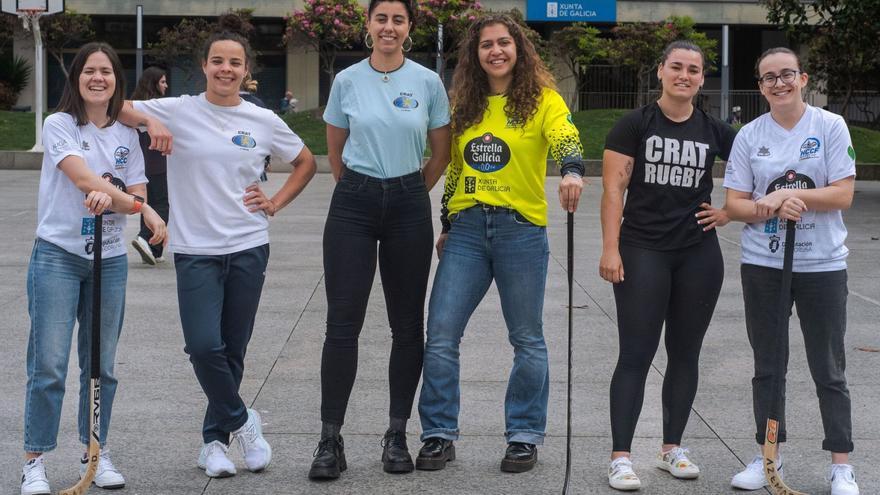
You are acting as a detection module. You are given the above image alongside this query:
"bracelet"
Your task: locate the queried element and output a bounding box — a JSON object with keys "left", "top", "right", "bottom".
{"left": 564, "top": 171, "right": 583, "bottom": 180}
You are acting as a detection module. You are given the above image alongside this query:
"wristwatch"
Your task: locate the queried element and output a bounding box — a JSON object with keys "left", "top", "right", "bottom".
{"left": 130, "top": 194, "right": 145, "bottom": 214}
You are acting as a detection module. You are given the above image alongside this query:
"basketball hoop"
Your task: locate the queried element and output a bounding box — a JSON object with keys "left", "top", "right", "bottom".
{"left": 17, "top": 8, "right": 45, "bottom": 30}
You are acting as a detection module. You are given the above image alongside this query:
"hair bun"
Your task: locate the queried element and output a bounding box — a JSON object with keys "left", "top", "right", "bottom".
{"left": 216, "top": 13, "right": 245, "bottom": 35}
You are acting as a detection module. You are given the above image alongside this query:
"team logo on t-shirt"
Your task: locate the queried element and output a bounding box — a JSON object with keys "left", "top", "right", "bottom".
{"left": 464, "top": 133, "right": 511, "bottom": 173}
{"left": 757, "top": 146, "right": 771, "bottom": 157}
{"left": 114, "top": 146, "right": 130, "bottom": 168}
{"left": 232, "top": 132, "right": 257, "bottom": 149}
{"left": 393, "top": 93, "right": 419, "bottom": 110}
{"left": 799, "top": 137, "right": 820, "bottom": 160}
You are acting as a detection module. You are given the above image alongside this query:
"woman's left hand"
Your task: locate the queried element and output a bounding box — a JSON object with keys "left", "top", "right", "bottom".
{"left": 695, "top": 202, "right": 730, "bottom": 231}
{"left": 558, "top": 174, "right": 585, "bottom": 213}
{"left": 244, "top": 184, "right": 277, "bottom": 216}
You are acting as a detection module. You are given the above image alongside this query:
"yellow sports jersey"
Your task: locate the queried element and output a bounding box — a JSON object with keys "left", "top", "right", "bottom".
{"left": 441, "top": 88, "right": 583, "bottom": 228}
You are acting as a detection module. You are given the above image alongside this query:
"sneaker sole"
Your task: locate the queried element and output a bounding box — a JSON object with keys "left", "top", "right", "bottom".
{"left": 415, "top": 445, "right": 455, "bottom": 471}
{"left": 94, "top": 481, "right": 126, "bottom": 489}
{"left": 500, "top": 456, "right": 537, "bottom": 473}
{"left": 21, "top": 489, "right": 51, "bottom": 495}
{"left": 655, "top": 459, "right": 699, "bottom": 479}
{"left": 609, "top": 479, "right": 641, "bottom": 491}
{"left": 131, "top": 239, "right": 157, "bottom": 265}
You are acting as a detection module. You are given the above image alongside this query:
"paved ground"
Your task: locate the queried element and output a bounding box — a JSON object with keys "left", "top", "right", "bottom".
{"left": 0, "top": 170, "right": 877, "bottom": 495}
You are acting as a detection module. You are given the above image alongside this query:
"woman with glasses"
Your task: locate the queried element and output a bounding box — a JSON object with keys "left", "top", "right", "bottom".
{"left": 724, "top": 47, "right": 859, "bottom": 495}
{"left": 599, "top": 40, "right": 737, "bottom": 491}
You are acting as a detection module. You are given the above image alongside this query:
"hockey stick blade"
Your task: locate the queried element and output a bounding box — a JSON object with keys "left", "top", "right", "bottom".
{"left": 763, "top": 419, "right": 806, "bottom": 495}
{"left": 59, "top": 378, "right": 100, "bottom": 495}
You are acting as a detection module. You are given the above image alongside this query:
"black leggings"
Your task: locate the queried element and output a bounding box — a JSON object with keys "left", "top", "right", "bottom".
{"left": 609, "top": 236, "right": 723, "bottom": 452}
{"left": 320, "top": 168, "right": 433, "bottom": 425}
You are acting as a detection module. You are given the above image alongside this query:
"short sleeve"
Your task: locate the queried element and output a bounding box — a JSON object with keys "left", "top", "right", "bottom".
{"left": 824, "top": 115, "right": 857, "bottom": 184}
{"left": 541, "top": 90, "right": 583, "bottom": 166}
{"left": 270, "top": 113, "right": 306, "bottom": 164}
{"left": 322, "top": 77, "right": 349, "bottom": 129}
{"left": 42, "top": 114, "right": 83, "bottom": 168}
{"left": 604, "top": 109, "right": 642, "bottom": 158}
{"left": 124, "top": 129, "right": 147, "bottom": 186}
{"left": 427, "top": 74, "right": 450, "bottom": 130}
{"left": 722, "top": 130, "right": 755, "bottom": 193}
{"left": 132, "top": 97, "right": 181, "bottom": 129}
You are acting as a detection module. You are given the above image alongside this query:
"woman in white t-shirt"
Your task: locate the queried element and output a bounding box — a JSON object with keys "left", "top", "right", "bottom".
{"left": 119, "top": 14, "right": 317, "bottom": 480}
{"left": 20, "top": 42, "right": 166, "bottom": 495}
{"left": 724, "top": 47, "right": 859, "bottom": 495}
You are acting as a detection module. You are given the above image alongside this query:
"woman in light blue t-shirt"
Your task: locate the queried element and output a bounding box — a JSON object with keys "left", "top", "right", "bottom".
{"left": 309, "top": 0, "right": 451, "bottom": 481}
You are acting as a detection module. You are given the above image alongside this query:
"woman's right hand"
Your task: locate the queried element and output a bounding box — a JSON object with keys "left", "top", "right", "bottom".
{"left": 142, "top": 205, "right": 167, "bottom": 246}
{"left": 599, "top": 248, "right": 625, "bottom": 283}
{"left": 436, "top": 233, "right": 449, "bottom": 259}
{"left": 84, "top": 190, "right": 112, "bottom": 215}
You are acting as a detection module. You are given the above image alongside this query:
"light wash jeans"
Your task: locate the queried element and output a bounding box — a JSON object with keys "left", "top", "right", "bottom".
{"left": 24, "top": 238, "right": 127, "bottom": 452}
{"left": 419, "top": 205, "right": 550, "bottom": 445}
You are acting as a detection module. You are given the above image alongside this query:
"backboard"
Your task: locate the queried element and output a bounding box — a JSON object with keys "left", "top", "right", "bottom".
{"left": 1, "top": 0, "right": 64, "bottom": 15}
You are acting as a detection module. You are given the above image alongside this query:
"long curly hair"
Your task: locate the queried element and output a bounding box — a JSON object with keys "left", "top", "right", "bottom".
{"left": 450, "top": 14, "right": 556, "bottom": 137}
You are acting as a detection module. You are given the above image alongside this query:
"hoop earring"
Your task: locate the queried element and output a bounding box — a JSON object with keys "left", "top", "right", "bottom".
{"left": 402, "top": 36, "right": 413, "bottom": 53}
{"left": 365, "top": 33, "right": 374, "bottom": 50}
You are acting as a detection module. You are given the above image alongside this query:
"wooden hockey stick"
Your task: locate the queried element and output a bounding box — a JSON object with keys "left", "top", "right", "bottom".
{"left": 562, "top": 212, "right": 574, "bottom": 494}
{"left": 762, "top": 219, "right": 806, "bottom": 495}
{"left": 60, "top": 214, "right": 102, "bottom": 495}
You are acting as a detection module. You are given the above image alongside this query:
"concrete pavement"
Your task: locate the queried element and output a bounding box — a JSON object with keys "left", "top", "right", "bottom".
{"left": 0, "top": 170, "right": 877, "bottom": 494}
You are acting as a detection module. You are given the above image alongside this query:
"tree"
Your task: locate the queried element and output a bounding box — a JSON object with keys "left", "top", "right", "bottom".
{"left": 605, "top": 16, "right": 717, "bottom": 106}
{"left": 39, "top": 9, "right": 95, "bottom": 77}
{"left": 762, "top": 0, "right": 880, "bottom": 120}
{"left": 284, "top": 0, "right": 365, "bottom": 88}
{"left": 550, "top": 22, "right": 606, "bottom": 108}
{"left": 412, "top": 0, "right": 482, "bottom": 78}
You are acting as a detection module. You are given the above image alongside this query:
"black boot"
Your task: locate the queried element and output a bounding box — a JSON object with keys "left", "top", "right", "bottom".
{"left": 308, "top": 423, "right": 346, "bottom": 480}
{"left": 415, "top": 438, "right": 455, "bottom": 471}
{"left": 381, "top": 429, "right": 414, "bottom": 473}
{"left": 500, "top": 442, "right": 537, "bottom": 473}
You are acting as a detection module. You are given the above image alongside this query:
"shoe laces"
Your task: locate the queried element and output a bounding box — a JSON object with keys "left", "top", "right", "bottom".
{"left": 828, "top": 464, "right": 855, "bottom": 483}
{"left": 205, "top": 441, "right": 229, "bottom": 459}
{"left": 314, "top": 436, "right": 341, "bottom": 457}
{"left": 235, "top": 419, "right": 259, "bottom": 449}
{"left": 664, "top": 447, "right": 691, "bottom": 464}
{"left": 23, "top": 457, "right": 47, "bottom": 484}
{"left": 610, "top": 457, "right": 637, "bottom": 479}
{"left": 98, "top": 450, "right": 120, "bottom": 475}
{"left": 381, "top": 430, "right": 407, "bottom": 450}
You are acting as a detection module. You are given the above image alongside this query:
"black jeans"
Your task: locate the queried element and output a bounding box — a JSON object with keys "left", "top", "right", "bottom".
{"left": 741, "top": 264, "right": 853, "bottom": 452}
{"left": 609, "top": 236, "right": 723, "bottom": 451}
{"left": 321, "top": 168, "right": 433, "bottom": 425}
{"left": 138, "top": 172, "right": 169, "bottom": 258}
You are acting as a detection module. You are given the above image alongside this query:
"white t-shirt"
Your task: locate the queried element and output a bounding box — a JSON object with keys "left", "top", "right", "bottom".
{"left": 38, "top": 113, "right": 146, "bottom": 259}
{"left": 723, "top": 105, "right": 856, "bottom": 272}
{"left": 133, "top": 94, "right": 305, "bottom": 255}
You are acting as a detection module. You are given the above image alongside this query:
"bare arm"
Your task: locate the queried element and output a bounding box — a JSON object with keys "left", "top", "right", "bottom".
{"left": 755, "top": 176, "right": 855, "bottom": 217}
{"left": 120, "top": 101, "right": 173, "bottom": 154}
{"left": 422, "top": 125, "right": 451, "bottom": 190}
{"left": 244, "top": 146, "right": 318, "bottom": 216}
{"left": 724, "top": 188, "right": 770, "bottom": 224}
{"left": 599, "top": 150, "right": 632, "bottom": 283}
{"left": 326, "top": 124, "right": 348, "bottom": 182}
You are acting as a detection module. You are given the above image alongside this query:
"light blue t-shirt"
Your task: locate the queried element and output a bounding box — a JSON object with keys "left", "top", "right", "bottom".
{"left": 323, "top": 58, "right": 450, "bottom": 178}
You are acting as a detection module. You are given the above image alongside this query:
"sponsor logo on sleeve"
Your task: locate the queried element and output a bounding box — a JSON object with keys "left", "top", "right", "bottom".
{"left": 51, "top": 139, "right": 71, "bottom": 154}
{"left": 799, "top": 137, "right": 820, "bottom": 160}
{"left": 847, "top": 145, "right": 856, "bottom": 161}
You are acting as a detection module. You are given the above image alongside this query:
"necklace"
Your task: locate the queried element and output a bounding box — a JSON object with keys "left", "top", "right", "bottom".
{"left": 369, "top": 58, "right": 405, "bottom": 83}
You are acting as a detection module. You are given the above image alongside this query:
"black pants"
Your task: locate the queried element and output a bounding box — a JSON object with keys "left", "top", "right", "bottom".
{"left": 138, "top": 172, "right": 169, "bottom": 258}
{"left": 321, "top": 168, "right": 433, "bottom": 425}
{"left": 741, "top": 264, "right": 853, "bottom": 452}
{"left": 609, "top": 236, "right": 723, "bottom": 452}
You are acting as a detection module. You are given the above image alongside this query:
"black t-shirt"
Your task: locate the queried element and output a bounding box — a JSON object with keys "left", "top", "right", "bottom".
{"left": 137, "top": 130, "right": 167, "bottom": 176}
{"left": 605, "top": 103, "right": 737, "bottom": 250}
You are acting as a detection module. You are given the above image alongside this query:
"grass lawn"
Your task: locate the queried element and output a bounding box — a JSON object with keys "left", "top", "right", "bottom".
{"left": 4, "top": 108, "right": 880, "bottom": 163}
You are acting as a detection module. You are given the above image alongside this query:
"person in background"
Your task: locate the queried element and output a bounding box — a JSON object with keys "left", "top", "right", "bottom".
{"left": 727, "top": 105, "right": 743, "bottom": 125}
{"left": 280, "top": 90, "right": 297, "bottom": 114}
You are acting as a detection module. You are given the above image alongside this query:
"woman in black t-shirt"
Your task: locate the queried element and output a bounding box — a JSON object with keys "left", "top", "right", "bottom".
{"left": 599, "top": 40, "right": 737, "bottom": 491}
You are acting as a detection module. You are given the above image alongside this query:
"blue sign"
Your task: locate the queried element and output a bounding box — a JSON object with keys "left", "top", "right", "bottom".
{"left": 526, "top": 0, "right": 616, "bottom": 22}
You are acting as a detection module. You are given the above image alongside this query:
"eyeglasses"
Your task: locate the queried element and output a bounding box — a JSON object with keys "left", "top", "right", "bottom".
{"left": 758, "top": 70, "right": 800, "bottom": 87}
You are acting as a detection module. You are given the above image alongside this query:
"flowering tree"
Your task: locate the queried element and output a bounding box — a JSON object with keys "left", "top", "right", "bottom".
{"left": 284, "top": 0, "right": 365, "bottom": 87}
{"left": 412, "top": 0, "right": 482, "bottom": 76}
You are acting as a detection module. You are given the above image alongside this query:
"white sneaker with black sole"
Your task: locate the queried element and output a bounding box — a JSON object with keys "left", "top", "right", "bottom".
{"left": 21, "top": 456, "right": 50, "bottom": 495}
{"left": 198, "top": 441, "right": 236, "bottom": 478}
{"left": 731, "top": 454, "right": 783, "bottom": 490}
{"left": 131, "top": 236, "right": 157, "bottom": 265}
{"left": 80, "top": 448, "right": 125, "bottom": 489}
{"left": 233, "top": 408, "right": 272, "bottom": 472}
{"left": 655, "top": 446, "right": 700, "bottom": 479}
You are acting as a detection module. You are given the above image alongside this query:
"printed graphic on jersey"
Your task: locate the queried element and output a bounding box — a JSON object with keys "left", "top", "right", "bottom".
{"left": 465, "top": 176, "right": 476, "bottom": 194}
{"left": 766, "top": 169, "right": 816, "bottom": 194}
{"left": 506, "top": 117, "right": 525, "bottom": 128}
{"left": 393, "top": 94, "right": 419, "bottom": 110}
{"left": 847, "top": 145, "right": 856, "bottom": 161}
{"left": 232, "top": 132, "right": 257, "bottom": 149}
{"left": 51, "top": 139, "right": 71, "bottom": 154}
{"left": 82, "top": 217, "right": 96, "bottom": 236}
{"left": 81, "top": 141, "right": 91, "bottom": 151}
{"left": 547, "top": 125, "right": 583, "bottom": 171}
{"left": 114, "top": 146, "right": 130, "bottom": 168}
{"left": 642, "top": 135, "right": 710, "bottom": 189}
{"left": 799, "top": 137, "right": 820, "bottom": 160}
{"left": 769, "top": 234, "right": 780, "bottom": 253}
{"left": 758, "top": 146, "right": 771, "bottom": 157}
{"left": 464, "top": 133, "right": 511, "bottom": 173}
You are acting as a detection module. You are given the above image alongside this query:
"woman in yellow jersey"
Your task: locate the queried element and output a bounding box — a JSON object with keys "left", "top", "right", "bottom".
{"left": 416, "top": 14, "right": 585, "bottom": 474}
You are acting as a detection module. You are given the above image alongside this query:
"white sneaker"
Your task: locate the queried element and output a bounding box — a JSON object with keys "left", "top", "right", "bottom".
{"left": 131, "top": 236, "right": 157, "bottom": 265}
{"left": 829, "top": 464, "right": 859, "bottom": 495}
{"left": 655, "top": 446, "right": 700, "bottom": 479}
{"left": 731, "top": 454, "right": 783, "bottom": 490}
{"left": 233, "top": 408, "right": 272, "bottom": 472}
{"left": 198, "top": 441, "right": 236, "bottom": 478}
{"left": 21, "top": 456, "right": 50, "bottom": 495}
{"left": 80, "top": 448, "right": 125, "bottom": 489}
{"left": 155, "top": 255, "right": 166, "bottom": 264}
{"left": 608, "top": 456, "right": 641, "bottom": 491}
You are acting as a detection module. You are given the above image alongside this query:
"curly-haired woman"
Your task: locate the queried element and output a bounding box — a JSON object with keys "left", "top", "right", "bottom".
{"left": 416, "top": 13, "right": 585, "bottom": 474}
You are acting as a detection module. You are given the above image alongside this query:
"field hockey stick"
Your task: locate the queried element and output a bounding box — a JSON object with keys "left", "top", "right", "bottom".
{"left": 562, "top": 211, "right": 574, "bottom": 495}
{"left": 60, "top": 214, "right": 102, "bottom": 495}
{"left": 762, "top": 219, "right": 805, "bottom": 495}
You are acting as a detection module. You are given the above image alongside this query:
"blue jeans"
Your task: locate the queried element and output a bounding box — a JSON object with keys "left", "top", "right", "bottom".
{"left": 24, "top": 238, "right": 127, "bottom": 452}
{"left": 419, "top": 205, "right": 550, "bottom": 445}
{"left": 174, "top": 244, "right": 269, "bottom": 444}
